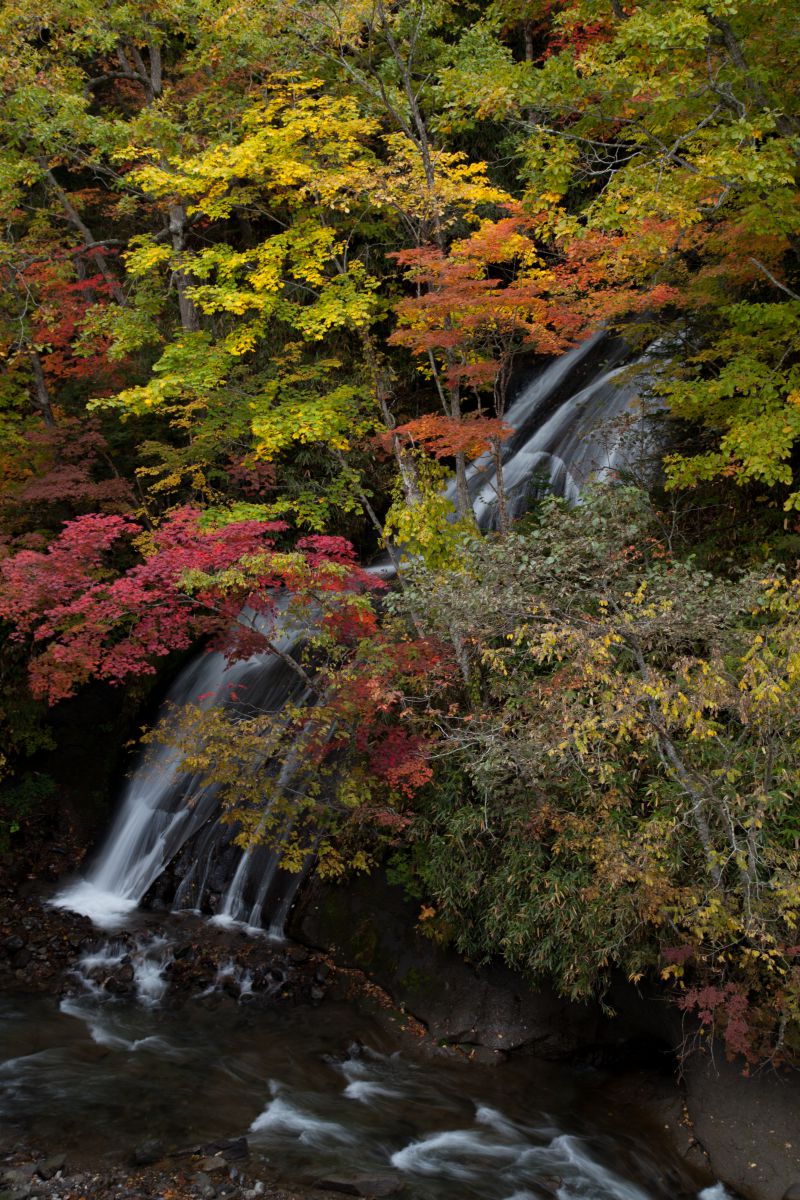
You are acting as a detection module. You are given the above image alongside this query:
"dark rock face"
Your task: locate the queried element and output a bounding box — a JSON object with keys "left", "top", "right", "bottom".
{"left": 682, "top": 1055, "right": 800, "bottom": 1200}
{"left": 289, "top": 870, "right": 601, "bottom": 1057}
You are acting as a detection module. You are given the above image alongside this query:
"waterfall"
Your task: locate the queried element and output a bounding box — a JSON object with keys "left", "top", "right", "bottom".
{"left": 53, "top": 602, "right": 308, "bottom": 929}
{"left": 54, "top": 335, "right": 655, "bottom": 933}
{"left": 450, "top": 332, "right": 659, "bottom": 528}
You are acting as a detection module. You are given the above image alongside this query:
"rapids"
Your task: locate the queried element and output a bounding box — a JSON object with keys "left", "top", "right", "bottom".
{"left": 0, "top": 984, "right": 729, "bottom": 1200}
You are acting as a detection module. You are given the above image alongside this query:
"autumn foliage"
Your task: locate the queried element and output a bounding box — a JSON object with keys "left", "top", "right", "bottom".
{"left": 0, "top": 510, "right": 379, "bottom": 702}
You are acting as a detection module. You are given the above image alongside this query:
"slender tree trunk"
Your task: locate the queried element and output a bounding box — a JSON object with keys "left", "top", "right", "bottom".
{"left": 39, "top": 163, "right": 127, "bottom": 306}
{"left": 492, "top": 438, "right": 509, "bottom": 535}
{"left": 168, "top": 204, "right": 201, "bottom": 333}
{"left": 28, "top": 348, "right": 55, "bottom": 427}
{"left": 358, "top": 327, "right": 422, "bottom": 508}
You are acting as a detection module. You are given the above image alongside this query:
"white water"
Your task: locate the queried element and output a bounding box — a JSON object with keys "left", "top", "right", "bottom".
{"left": 448, "top": 332, "right": 661, "bottom": 528}
{"left": 53, "top": 601, "right": 307, "bottom": 929}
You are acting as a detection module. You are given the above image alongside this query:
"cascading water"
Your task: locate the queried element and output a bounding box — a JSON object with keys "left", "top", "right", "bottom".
{"left": 53, "top": 600, "right": 309, "bottom": 930}
{"left": 53, "top": 334, "right": 658, "bottom": 937}
{"left": 450, "top": 331, "right": 660, "bottom": 528}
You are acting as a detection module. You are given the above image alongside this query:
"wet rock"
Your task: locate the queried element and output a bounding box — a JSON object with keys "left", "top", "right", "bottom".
{"left": 1, "top": 1169, "right": 36, "bottom": 1186}
{"left": 4, "top": 934, "right": 25, "bottom": 953}
{"left": 191, "top": 1172, "right": 217, "bottom": 1199}
{"left": 130, "top": 1138, "right": 165, "bottom": 1166}
{"left": 105, "top": 962, "right": 136, "bottom": 995}
{"left": 198, "top": 1157, "right": 227, "bottom": 1173}
{"left": 285, "top": 944, "right": 310, "bottom": 963}
{"left": 313, "top": 1178, "right": 403, "bottom": 1197}
{"left": 683, "top": 1054, "right": 800, "bottom": 1200}
{"left": 309, "top": 985, "right": 326, "bottom": 1002}
{"left": 538, "top": 1179, "right": 562, "bottom": 1197}
{"left": 35, "top": 1155, "right": 65, "bottom": 1180}
{"left": 782, "top": 1187, "right": 800, "bottom": 1200}
{"left": 459, "top": 1043, "right": 506, "bottom": 1065}
{"left": 200, "top": 1137, "right": 249, "bottom": 1162}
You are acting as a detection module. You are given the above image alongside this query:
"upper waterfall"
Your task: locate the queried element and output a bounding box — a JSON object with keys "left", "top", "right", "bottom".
{"left": 447, "top": 332, "right": 656, "bottom": 528}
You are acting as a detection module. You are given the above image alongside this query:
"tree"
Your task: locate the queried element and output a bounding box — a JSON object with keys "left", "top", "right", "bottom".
{"left": 384, "top": 486, "right": 800, "bottom": 1062}
{"left": 0, "top": 508, "right": 380, "bottom": 703}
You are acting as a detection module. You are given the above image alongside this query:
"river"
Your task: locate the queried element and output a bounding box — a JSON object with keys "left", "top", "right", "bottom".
{"left": 0, "top": 967, "right": 727, "bottom": 1200}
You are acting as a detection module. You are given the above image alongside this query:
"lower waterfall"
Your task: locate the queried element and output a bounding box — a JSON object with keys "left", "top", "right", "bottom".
{"left": 53, "top": 604, "right": 309, "bottom": 930}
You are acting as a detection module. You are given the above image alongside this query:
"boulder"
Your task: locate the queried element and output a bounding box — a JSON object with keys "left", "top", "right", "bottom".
{"left": 35, "top": 1155, "right": 65, "bottom": 1181}
{"left": 683, "top": 1054, "right": 800, "bottom": 1200}
{"left": 200, "top": 1137, "right": 249, "bottom": 1162}
{"left": 198, "top": 1157, "right": 227, "bottom": 1174}
{"left": 313, "top": 1178, "right": 403, "bottom": 1197}
{"left": 130, "top": 1137, "right": 165, "bottom": 1166}
{"left": 290, "top": 870, "right": 599, "bottom": 1056}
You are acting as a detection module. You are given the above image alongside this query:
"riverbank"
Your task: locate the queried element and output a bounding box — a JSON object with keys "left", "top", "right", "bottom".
{"left": 0, "top": 1149, "right": 399, "bottom": 1200}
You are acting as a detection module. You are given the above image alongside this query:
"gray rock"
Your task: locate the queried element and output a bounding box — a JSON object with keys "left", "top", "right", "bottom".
{"left": 782, "top": 1185, "right": 800, "bottom": 1200}
{"left": 36, "top": 1155, "right": 65, "bottom": 1180}
{"left": 198, "top": 1157, "right": 227, "bottom": 1173}
{"left": 1, "top": 1170, "right": 35, "bottom": 1187}
{"left": 191, "top": 1172, "right": 216, "bottom": 1199}
{"left": 131, "top": 1137, "right": 165, "bottom": 1166}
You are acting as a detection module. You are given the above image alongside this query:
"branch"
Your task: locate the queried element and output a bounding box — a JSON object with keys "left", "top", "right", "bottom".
{"left": 749, "top": 257, "right": 800, "bottom": 302}
{"left": 37, "top": 162, "right": 127, "bottom": 305}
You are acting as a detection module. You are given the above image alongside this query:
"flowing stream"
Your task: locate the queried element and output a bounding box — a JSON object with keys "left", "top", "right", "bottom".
{"left": 0, "top": 985, "right": 728, "bottom": 1199}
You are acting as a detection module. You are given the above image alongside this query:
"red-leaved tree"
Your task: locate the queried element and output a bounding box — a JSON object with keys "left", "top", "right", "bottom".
{"left": 0, "top": 509, "right": 380, "bottom": 703}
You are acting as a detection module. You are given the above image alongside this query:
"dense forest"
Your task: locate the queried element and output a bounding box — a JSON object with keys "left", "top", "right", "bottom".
{"left": 1, "top": 0, "right": 800, "bottom": 1067}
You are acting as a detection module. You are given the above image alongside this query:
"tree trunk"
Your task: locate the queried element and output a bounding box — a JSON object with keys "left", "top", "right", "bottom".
{"left": 358, "top": 327, "right": 422, "bottom": 508}
{"left": 168, "top": 204, "right": 201, "bottom": 333}
{"left": 28, "top": 348, "right": 55, "bottom": 427}
{"left": 40, "top": 164, "right": 127, "bottom": 306}
{"left": 492, "top": 437, "right": 509, "bottom": 536}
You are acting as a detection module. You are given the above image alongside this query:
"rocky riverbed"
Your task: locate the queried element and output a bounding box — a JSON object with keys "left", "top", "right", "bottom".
{"left": 0, "top": 1144, "right": 402, "bottom": 1200}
